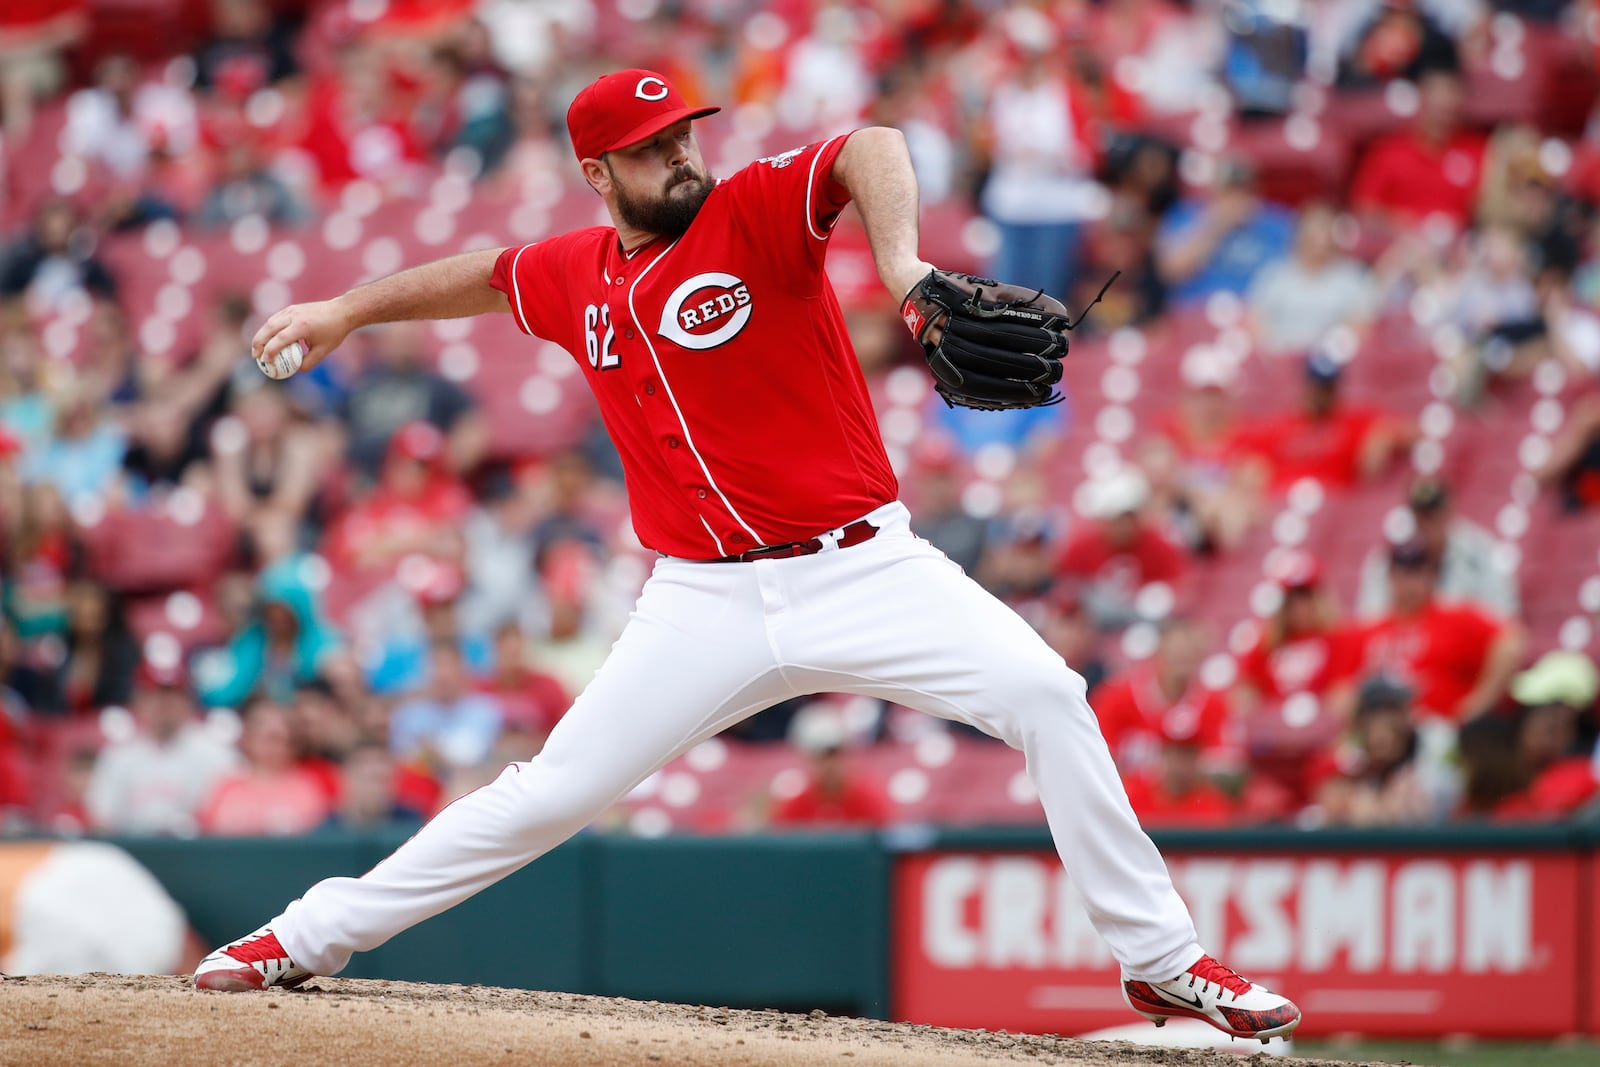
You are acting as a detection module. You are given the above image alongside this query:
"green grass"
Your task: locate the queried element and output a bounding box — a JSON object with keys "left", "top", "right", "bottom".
{"left": 1295, "top": 1040, "right": 1600, "bottom": 1067}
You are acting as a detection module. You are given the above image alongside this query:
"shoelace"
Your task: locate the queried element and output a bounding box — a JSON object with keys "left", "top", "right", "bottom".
{"left": 224, "top": 932, "right": 290, "bottom": 966}
{"left": 1186, "top": 955, "right": 1253, "bottom": 1000}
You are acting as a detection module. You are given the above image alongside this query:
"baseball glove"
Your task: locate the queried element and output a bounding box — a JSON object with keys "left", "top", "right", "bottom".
{"left": 900, "top": 270, "right": 1073, "bottom": 411}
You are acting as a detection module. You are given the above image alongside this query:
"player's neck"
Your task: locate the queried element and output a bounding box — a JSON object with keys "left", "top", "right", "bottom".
{"left": 615, "top": 223, "right": 662, "bottom": 256}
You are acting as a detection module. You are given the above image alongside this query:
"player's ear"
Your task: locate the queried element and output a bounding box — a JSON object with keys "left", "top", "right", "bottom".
{"left": 581, "top": 156, "right": 612, "bottom": 197}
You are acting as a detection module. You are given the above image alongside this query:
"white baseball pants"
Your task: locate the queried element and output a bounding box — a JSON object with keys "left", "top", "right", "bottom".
{"left": 274, "top": 501, "right": 1202, "bottom": 981}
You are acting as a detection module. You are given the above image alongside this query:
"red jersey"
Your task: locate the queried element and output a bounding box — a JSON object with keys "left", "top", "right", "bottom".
{"left": 1494, "top": 758, "right": 1598, "bottom": 821}
{"left": 1341, "top": 601, "right": 1505, "bottom": 720}
{"left": 1055, "top": 525, "right": 1185, "bottom": 592}
{"left": 1092, "top": 667, "right": 1233, "bottom": 775}
{"left": 1237, "top": 627, "right": 1349, "bottom": 700}
{"left": 1351, "top": 130, "right": 1487, "bottom": 229}
{"left": 491, "top": 135, "right": 897, "bottom": 559}
{"left": 772, "top": 776, "right": 891, "bottom": 828}
{"left": 1121, "top": 773, "right": 1236, "bottom": 828}
{"left": 1235, "top": 408, "right": 1384, "bottom": 491}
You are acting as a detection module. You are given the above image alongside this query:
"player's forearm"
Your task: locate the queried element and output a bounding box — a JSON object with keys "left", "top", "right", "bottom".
{"left": 334, "top": 248, "right": 511, "bottom": 332}
{"left": 833, "top": 127, "right": 932, "bottom": 299}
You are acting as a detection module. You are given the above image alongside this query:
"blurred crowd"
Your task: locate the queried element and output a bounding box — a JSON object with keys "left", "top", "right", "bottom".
{"left": 3, "top": 0, "right": 1600, "bottom": 839}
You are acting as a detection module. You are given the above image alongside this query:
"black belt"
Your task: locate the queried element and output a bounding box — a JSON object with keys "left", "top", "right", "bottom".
{"left": 703, "top": 518, "right": 879, "bottom": 563}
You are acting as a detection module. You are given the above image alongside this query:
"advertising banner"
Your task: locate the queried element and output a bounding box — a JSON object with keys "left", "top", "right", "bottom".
{"left": 892, "top": 850, "right": 1582, "bottom": 1037}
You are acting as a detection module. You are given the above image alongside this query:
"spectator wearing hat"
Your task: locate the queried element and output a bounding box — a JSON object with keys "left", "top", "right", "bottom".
{"left": 1311, "top": 675, "right": 1444, "bottom": 827}
{"left": 974, "top": 506, "right": 1065, "bottom": 609}
{"left": 1236, "top": 551, "right": 1349, "bottom": 711}
{"left": 1491, "top": 651, "right": 1600, "bottom": 820}
{"left": 1247, "top": 201, "right": 1378, "bottom": 355}
{"left": 362, "top": 557, "right": 492, "bottom": 698}
{"left": 1356, "top": 476, "right": 1518, "bottom": 619}
{"left": 904, "top": 438, "right": 989, "bottom": 576}
{"left": 1232, "top": 553, "right": 1352, "bottom": 814}
{"left": 525, "top": 538, "right": 615, "bottom": 701}
{"left": 769, "top": 705, "right": 890, "bottom": 829}
{"left": 197, "top": 695, "right": 332, "bottom": 836}
{"left": 1034, "top": 584, "right": 1111, "bottom": 698}
{"left": 1337, "top": 539, "right": 1526, "bottom": 722}
{"left": 1092, "top": 618, "right": 1237, "bottom": 779}
{"left": 1350, "top": 66, "right": 1486, "bottom": 235}
{"left": 1055, "top": 466, "right": 1186, "bottom": 629}
{"left": 1233, "top": 350, "right": 1413, "bottom": 493}
{"left": 195, "top": 557, "right": 344, "bottom": 709}
{"left": 324, "top": 420, "right": 475, "bottom": 574}
{"left": 84, "top": 657, "right": 240, "bottom": 835}
{"left": 340, "top": 322, "right": 486, "bottom": 482}
{"left": 1154, "top": 155, "right": 1296, "bottom": 306}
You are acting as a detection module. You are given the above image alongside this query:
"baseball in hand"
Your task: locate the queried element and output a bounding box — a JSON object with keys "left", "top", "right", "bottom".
{"left": 257, "top": 340, "right": 306, "bottom": 380}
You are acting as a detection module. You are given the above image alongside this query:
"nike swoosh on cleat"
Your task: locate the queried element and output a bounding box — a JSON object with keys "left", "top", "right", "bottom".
{"left": 1150, "top": 986, "right": 1207, "bottom": 1011}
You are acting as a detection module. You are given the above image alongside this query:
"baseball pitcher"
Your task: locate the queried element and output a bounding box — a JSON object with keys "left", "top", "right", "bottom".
{"left": 196, "top": 69, "right": 1301, "bottom": 1043}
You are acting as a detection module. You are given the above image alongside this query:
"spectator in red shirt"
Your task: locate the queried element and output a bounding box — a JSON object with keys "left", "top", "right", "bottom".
{"left": 1492, "top": 651, "right": 1599, "bottom": 820}
{"left": 1235, "top": 351, "right": 1412, "bottom": 493}
{"left": 198, "top": 696, "right": 332, "bottom": 836}
{"left": 479, "top": 620, "right": 570, "bottom": 745}
{"left": 1234, "top": 551, "right": 1349, "bottom": 805}
{"left": 1092, "top": 617, "right": 1236, "bottom": 778}
{"left": 1339, "top": 540, "right": 1527, "bottom": 722}
{"left": 1350, "top": 66, "right": 1487, "bottom": 235}
{"left": 1120, "top": 715, "right": 1238, "bottom": 829}
{"left": 1236, "top": 551, "right": 1348, "bottom": 709}
{"left": 1056, "top": 466, "right": 1186, "bottom": 628}
{"left": 324, "top": 421, "right": 475, "bottom": 574}
{"left": 769, "top": 707, "right": 890, "bottom": 829}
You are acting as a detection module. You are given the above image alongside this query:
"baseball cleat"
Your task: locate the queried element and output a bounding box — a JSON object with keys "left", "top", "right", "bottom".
{"left": 1122, "top": 954, "right": 1301, "bottom": 1042}
{"left": 194, "top": 925, "right": 313, "bottom": 992}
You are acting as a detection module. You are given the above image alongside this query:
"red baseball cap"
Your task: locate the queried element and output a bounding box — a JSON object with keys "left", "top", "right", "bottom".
{"left": 565, "top": 69, "right": 720, "bottom": 162}
{"left": 1271, "top": 549, "right": 1322, "bottom": 591}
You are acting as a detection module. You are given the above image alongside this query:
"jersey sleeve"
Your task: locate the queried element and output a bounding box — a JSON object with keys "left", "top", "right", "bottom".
{"left": 723, "top": 132, "right": 857, "bottom": 273}
{"left": 490, "top": 240, "right": 566, "bottom": 339}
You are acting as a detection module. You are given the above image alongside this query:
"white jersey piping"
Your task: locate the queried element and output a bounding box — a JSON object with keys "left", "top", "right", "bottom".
{"left": 804, "top": 135, "right": 845, "bottom": 241}
{"left": 508, "top": 245, "right": 534, "bottom": 334}
{"left": 627, "top": 239, "right": 766, "bottom": 551}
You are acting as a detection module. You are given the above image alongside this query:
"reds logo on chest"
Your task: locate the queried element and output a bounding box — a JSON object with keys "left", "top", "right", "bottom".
{"left": 657, "top": 271, "right": 753, "bottom": 351}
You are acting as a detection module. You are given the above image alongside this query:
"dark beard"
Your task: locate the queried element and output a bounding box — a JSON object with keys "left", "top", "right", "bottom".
{"left": 612, "top": 165, "right": 715, "bottom": 238}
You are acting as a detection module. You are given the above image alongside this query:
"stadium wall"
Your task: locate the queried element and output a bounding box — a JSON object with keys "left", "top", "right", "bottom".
{"left": 22, "top": 825, "right": 1600, "bottom": 1037}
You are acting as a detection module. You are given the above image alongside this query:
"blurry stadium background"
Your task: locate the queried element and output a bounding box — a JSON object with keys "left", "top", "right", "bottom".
{"left": 3, "top": 0, "right": 1600, "bottom": 1061}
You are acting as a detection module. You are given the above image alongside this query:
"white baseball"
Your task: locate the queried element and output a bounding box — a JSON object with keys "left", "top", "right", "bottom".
{"left": 257, "top": 340, "right": 305, "bottom": 380}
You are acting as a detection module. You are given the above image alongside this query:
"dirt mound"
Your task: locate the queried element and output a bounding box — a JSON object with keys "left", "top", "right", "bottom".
{"left": 0, "top": 974, "right": 1371, "bottom": 1067}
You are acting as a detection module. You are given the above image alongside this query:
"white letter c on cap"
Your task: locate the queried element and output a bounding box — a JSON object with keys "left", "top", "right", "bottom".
{"left": 634, "top": 77, "right": 668, "bottom": 101}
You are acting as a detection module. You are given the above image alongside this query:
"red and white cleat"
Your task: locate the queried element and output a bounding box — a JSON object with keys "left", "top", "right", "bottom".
{"left": 193, "top": 926, "right": 314, "bottom": 992}
{"left": 1123, "top": 955, "right": 1302, "bottom": 1043}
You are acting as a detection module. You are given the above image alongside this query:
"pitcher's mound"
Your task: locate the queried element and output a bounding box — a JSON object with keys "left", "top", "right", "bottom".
{"left": 0, "top": 974, "right": 1363, "bottom": 1066}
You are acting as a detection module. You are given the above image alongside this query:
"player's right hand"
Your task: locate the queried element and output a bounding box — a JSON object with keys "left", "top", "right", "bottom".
{"left": 251, "top": 298, "right": 352, "bottom": 378}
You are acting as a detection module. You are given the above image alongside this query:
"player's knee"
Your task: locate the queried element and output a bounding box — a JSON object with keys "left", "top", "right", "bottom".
{"left": 987, "top": 658, "right": 1091, "bottom": 741}
{"left": 498, "top": 757, "right": 627, "bottom": 839}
